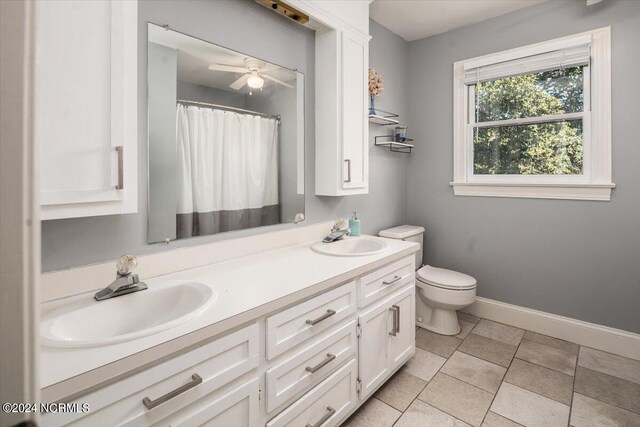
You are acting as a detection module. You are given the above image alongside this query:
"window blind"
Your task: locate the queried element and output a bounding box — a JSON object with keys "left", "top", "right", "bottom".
{"left": 463, "top": 44, "right": 590, "bottom": 85}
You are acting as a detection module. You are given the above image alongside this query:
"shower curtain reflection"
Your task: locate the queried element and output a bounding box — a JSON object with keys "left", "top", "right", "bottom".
{"left": 176, "top": 104, "right": 280, "bottom": 238}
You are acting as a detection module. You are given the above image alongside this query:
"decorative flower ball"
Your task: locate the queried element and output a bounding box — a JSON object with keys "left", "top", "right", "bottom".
{"left": 369, "top": 68, "right": 384, "bottom": 98}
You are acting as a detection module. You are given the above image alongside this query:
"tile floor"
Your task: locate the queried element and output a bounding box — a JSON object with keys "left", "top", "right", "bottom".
{"left": 343, "top": 312, "right": 640, "bottom": 427}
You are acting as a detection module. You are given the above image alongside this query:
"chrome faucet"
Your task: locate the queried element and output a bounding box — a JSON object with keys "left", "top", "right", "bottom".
{"left": 322, "top": 221, "right": 351, "bottom": 243}
{"left": 94, "top": 255, "right": 148, "bottom": 301}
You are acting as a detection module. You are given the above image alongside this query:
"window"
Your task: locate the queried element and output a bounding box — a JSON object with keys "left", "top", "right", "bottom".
{"left": 452, "top": 28, "right": 614, "bottom": 201}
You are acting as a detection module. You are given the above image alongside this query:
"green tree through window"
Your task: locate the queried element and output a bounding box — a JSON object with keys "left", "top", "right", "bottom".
{"left": 473, "top": 67, "right": 584, "bottom": 175}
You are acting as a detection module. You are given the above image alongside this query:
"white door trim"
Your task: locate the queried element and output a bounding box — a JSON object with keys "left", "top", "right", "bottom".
{"left": 0, "top": 1, "right": 40, "bottom": 425}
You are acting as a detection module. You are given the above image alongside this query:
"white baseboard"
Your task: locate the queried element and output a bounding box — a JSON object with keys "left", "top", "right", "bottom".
{"left": 463, "top": 297, "right": 640, "bottom": 361}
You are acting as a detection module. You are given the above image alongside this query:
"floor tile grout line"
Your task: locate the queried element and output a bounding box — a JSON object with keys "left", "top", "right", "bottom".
{"left": 479, "top": 331, "right": 524, "bottom": 427}
{"left": 393, "top": 319, "right": 486, "bottom": 427}
{"left": 414, "top": 320, "right": 515, "bottom": 426}
{"left": 571, "top": 391, "right": 640, "bottom": 417}
{"left": 577, "top": 364, "right": 640, "bottom": 388}
{"left": 511, "top": 354, "right": 576, "bottom": 377}
{"left": 412, "top": 374, "right": 486, "bottom": 427}
{"left": 437, "top": 361, "right": 504, "bottom": 394}
{"left": 456, "top": 337, "right": 516, "bottom": 369}
{"left": 501, "top": 377, "right": 571, "bottom": 407}
{"left": 390, "top": 378, "right": 428, "bottom": 427}
{"left": 351, "top": 313, "right": 640, "bottom": 427}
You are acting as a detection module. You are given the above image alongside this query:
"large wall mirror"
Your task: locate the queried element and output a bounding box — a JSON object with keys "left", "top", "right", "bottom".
{"left": 147, "top": 23, "right": 305, "bottom": 244}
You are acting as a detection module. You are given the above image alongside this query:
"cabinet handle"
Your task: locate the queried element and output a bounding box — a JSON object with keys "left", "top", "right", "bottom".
{"left": 306, "top": 309, "right": 336, "bottom": 326}
{"left": 115, "top": 146, "right": 124, "bottom": 190}
{"left": 306, "top": 406, "right": 336, "bottom": 427}
{"left": 305, "top": 353, "right": 336, "bottom": 373}
{"left": 383, "top": 275, "right": 401, "bottom": 285}
{"left": 142, "top": 373, "right": 202, "bottom": 410}
{"left": 383, "top": 273, "right": 411, "bottom": 286}
{"left": 344, "top": 159, "right": 351, "bottom": 183}
{"left": 389, "top": 305, "right": 400, "bottom": 336}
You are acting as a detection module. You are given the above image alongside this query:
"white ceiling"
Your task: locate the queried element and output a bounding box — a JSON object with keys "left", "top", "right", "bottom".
{"left": 370, "top": 0, "right": 546, "bottom": 41}
{"left": 148, "top": 24, "right": 296, "bottom": 94}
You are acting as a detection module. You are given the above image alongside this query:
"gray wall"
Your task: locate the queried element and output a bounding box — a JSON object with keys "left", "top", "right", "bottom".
{"left": 41, "top": 3, "right": 409, "bottom": 272}
{"left": 147, "top": 42, "right": 178, "bottom": 243}
{"left": 176, "top": 80, "right": 247, "bottom": 109}
{"left": 405, "top": 0, "right": 640, "bottom": 332}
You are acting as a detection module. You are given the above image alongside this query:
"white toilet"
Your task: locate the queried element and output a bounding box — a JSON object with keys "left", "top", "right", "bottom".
{"left": 379, "top": 225, "right": 477, "bottom": 335}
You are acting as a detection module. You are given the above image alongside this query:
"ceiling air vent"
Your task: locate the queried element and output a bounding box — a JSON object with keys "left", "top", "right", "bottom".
{"left": 255, "top": 0, "right": 309, "bottom": 25}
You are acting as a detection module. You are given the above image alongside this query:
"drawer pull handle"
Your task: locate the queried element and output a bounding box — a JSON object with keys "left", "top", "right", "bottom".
{"left": 306, "top": 309, "right": 336, "bottom": 326}
{"left": 305, "top": 353, "right": 336, "bottom": 373}
{"left": 383, "top": 275, "right": 402, "bottom": 285}
{"left": 389, "top": 305, "right": 400, "bottom": 336}
{"left": 142, "top": 373, "right": 202, "bottom": 410}
{"left": 306, "top": 406, "right": 336, "bottom": 427}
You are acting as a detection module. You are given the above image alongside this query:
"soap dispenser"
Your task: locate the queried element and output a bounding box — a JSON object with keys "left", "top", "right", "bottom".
{"left": 349, "top": 212, "right": 361, "bottom": 236}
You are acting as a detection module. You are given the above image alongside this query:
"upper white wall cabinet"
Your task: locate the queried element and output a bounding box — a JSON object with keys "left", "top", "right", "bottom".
{"left": 36, "top": 0, "right": 138, "bottom": 220}
{"left": 288, "top": 0, "right": 371, "bottom": 196}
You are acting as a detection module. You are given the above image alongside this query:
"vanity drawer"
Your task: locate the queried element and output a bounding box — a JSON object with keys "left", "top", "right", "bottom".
{"left": 358, "top": 256, "right": 414, "bottom": 307}
{"left": 265, "top": 320, "right": 357, "bottom": 413}
{"left": 42, "top": 323, "right": 259, "bottom": 427}
{"left": 266, "top": 282, "right": 356, "bottom": 359}
{"left": 266, "top": 358, "right": 358, "bottom": 427}
{"left": 136, "top": 377, "right": 259, "bottom": 427}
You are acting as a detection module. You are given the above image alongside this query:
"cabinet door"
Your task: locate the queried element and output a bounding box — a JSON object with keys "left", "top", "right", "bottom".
{"left": 341, "top": 29, "right": 368, "bottom": 192}
{"left": 387, "top": 286, "right": 416, "bottom": 369}
{"left": 358, "top": 297, "right": 391, "bottom": 399}
{"left": 36, "top": 0, "right": 137, "bottom": 220}
{"left": 358, "top": 285, "right": 415, "bottom": 399}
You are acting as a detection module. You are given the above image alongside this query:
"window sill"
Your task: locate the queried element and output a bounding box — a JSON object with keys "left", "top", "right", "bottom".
{"left": 450, "top": 182, "right": 615, "bottom": 201}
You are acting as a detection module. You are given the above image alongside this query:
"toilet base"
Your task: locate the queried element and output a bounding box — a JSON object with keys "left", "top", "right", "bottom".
{"left": 416, "top": 306, "right": 461, "bottom": 336}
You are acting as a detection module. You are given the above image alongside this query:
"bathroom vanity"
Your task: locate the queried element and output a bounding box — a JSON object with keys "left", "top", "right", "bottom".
{"left": 40, "top": 224, "right": 418, "bottom": 426}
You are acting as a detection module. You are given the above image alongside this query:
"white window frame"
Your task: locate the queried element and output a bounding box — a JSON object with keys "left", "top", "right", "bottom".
{"left": 451, "top": 27, "right": 614, "bottom": 201}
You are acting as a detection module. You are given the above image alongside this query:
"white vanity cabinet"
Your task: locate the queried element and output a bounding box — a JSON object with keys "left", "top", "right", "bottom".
{"left": 35, "top": 0, "right": 138, "bottom": 220}
{"left": 358, "top": 285, "right": 416, "bottom": 399}
{"left": 289, "top": 0, "right": 370, "bottom": 196}
{"left": 339, "top": 29, "right": 369, "bottom": 193}
{"left": 41, "top": 324, "right": 259, "bottom": 427}
{"left": 314, "top": 26, "right": 370, "bottom": 196}
{"left": 41, "top": 255, "right": 417, "bottom": 427}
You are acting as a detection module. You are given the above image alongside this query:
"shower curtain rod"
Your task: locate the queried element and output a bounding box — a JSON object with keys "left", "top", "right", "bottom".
{"left": 177, "top": 99, "right": 281, "bottom": 121}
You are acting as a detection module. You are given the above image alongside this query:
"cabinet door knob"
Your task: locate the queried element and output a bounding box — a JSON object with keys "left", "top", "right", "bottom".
{"left": 306, "top": 406, "right": 336, "bottom": 427}
{"left": 306, "top": 309, "right": 336, "bottom": 326}
{"left": 142, "top": 373, "right": 202, "bottom": 410}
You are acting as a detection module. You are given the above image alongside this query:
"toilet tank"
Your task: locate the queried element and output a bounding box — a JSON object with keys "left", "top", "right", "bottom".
{"left": 379, "top": 225, "right": 425, "bottom": 268}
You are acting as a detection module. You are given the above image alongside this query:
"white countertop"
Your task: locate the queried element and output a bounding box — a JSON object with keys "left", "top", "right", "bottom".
{"left": 41, "top": 235, "right": 418, "bottom": 392}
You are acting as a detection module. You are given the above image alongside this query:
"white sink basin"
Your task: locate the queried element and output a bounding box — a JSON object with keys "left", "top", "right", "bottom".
{"left": 41, "top": 281, "right": 215, "bottom": 348}
{"left": 311, "top": 236, "right": 389, "bottom": 257}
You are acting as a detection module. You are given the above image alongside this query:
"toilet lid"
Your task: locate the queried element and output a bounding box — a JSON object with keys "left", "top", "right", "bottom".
{"left": 417, "top": 265, "right": 477, "bottom": 290}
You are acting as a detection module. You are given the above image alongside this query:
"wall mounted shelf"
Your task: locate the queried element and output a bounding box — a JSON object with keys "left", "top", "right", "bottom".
{"left": 368, "top": 110, "right": 399, "bottom": 125}
{"left": 375, "top": 135, "right": 414, "bottom": 154}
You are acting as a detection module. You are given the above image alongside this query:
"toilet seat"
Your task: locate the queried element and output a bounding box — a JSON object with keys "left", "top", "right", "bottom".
{"left": 416, "top": 265, "right": 477, "bottom": 291}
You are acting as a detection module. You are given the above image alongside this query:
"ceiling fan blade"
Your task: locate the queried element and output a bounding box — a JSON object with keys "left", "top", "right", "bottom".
{"left": 208, "top": 63, "right": 248, "bottom": 73}
{"left": 262, "top": 74, "right": 294, "bottom": 88}
{"left": 229, "top": 74, "right": 250, "bottom": 90}
{"left": 260, "top": 64, "right": 279, "bottom": 73}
